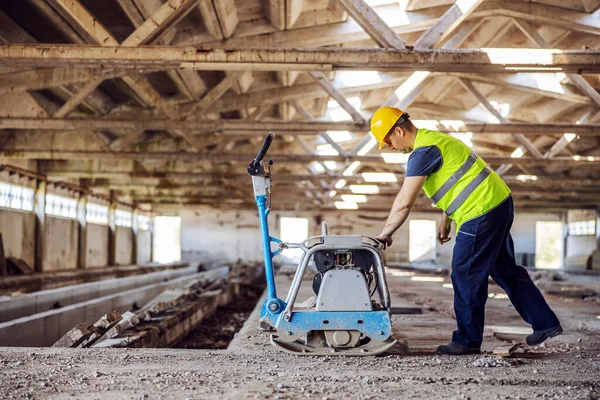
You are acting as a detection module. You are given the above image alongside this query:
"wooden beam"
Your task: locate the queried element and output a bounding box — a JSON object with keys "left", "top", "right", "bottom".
{"left": 1, "top": 150, "right": 598, "bottom": 166}
{"left": 0, "top": 66, "right": 160, "bottom": 95}
{"left": 336, "top": 0, "right": 407, "bottom": 48}
{"left": 414, "top": 0, "right": 486, "bottom": 48}
{"left": 484, "top": 1, "right": 600, "bottom": 36}
{"left": 263, "top": 0, "right": 286, "bottom": 30}
{"left": 53, "top": 78, "right": 104, "bottom": 118}
{"left": 285, "top": 0, "right": 304, "bottom": 29}
{"left": 1, "top": 117, "right": 598, "bottom": 135}
{"left": 181, "top": 3, "right": 453, "bottom": 47}
{"left": 449, "top": 72, "right": 593, "bottom": 105}
{"left": 184, "top": 72, "right": 242, "bottom": 117}
{"left": 43, "top": 0, "right": 198, "bottom": 150}
{"left": 459, "top": 78, "right": 544, "bottom": 159}
{"left": 514, "top": 19, "right": 600, "bottom": 108}
{"left": 116, "top": 0, "right": 146, "bottom": 26}
{"left": 121, "top": 0, "right": 201, "bottom": 46}
{"left": 2, "top": 45, "right": 599, "bottom": 73}
{"left": 309, "top": 72, "right": 365, "bottom": 124}
{"left": 109, "top": 130, "right": 146, "bottom": 151}
{"left": 213, "top": 0, "right": 239, "bottom": 38}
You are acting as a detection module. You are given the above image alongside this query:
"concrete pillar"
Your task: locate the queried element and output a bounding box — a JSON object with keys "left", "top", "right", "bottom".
{"left": 107, "top": 195, "right": 117, "bottom": 266}
{"left": 596, "top": 206, "right": 600, "bottom": 244}
{"left": 77, "top": 194, "right": 88, "bottom": 269}
{"left": 149, "top": 214, "right": 155, "bottom": 263}
{"left": 34, "top": 179, "right": 46, "bottom": 273}
{"left": 132, "top": 209, "right": 139, "bottom": 265}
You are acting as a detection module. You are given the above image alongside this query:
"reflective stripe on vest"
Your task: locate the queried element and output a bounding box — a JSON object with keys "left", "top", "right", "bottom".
{"left": 445, "top": 165, "right": 492, "bottom": 216}
{"left": 430, "top": 151, "right": 478, "bottom": 204}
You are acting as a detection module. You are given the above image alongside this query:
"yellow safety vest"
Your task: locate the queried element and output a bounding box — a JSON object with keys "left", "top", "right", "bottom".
{"left": 413, "top": 128, "right": 511, "bottom": 230}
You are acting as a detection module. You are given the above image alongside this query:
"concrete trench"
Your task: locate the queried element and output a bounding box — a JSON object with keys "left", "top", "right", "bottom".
{"left": 0, "top": 263, "right": 266, "bottom": 349}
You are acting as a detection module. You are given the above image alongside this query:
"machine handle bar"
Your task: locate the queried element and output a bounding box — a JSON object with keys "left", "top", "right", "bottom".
{"left": 247, "top": 132, "right": 274, "bottom": 176}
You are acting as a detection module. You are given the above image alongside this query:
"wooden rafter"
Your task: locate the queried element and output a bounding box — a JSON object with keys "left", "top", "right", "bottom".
{"left": 1, "top": 117, "right": 598, "bottom": 135}
{"left": 2, "top": 45, "right": 598, "bottom": 73}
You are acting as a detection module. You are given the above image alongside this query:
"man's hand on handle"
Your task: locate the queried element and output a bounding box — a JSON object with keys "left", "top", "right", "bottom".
{"left": 376, "top": 233, "right": 393, "bottom": 249}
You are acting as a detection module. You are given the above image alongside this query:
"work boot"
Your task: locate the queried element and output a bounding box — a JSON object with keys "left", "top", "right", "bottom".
{"left": 526, "top": 325, "right": 563, "bottom": 346}
{"left": 436, "top": 341, "right": 480, "bottom": 355}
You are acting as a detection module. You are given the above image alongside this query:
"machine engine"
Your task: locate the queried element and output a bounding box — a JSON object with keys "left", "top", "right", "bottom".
{"left": 312, "top": 249, "right": 379, "bottom": 304}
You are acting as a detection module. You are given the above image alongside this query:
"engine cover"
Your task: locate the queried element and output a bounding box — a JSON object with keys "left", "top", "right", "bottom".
{"left": 315, "top": 269, "right": 372, "bottom": 312}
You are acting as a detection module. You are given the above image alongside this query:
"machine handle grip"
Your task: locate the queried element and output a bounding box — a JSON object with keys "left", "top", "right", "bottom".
{"left": 254, "top": 132, "right": 274, "bottom": 163}
{"left": 248, "top": 132, "right": 274, "bottom": 176}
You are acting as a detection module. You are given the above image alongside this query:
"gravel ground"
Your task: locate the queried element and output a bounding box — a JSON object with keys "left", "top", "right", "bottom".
{"left": 1, "top": 271, "right": 598, "bottom": 399}
{"left": 0, "top": 343, "right": 598, "bottom": 399}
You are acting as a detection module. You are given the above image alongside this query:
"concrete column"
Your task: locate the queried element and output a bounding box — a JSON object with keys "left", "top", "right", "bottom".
{"left": 596, "top": 206, "right": 600, "bottom": 249}
{"left": 77, "top": 194, "right": 88, "bottom": 269}
{"left": 107, "top": 195, "right": 117, "bottom": 266}
{"left": 149, "top": 214, "right": 155, "bottom": 263}
{"left": 132, "top": 209, "right": 139, "bottom": 265}
{"left": 34, "top": 179, "right": 46, "bottom": 273}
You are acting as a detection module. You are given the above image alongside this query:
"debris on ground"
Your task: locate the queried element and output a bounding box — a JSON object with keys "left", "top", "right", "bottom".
{"left": 492, "top": 343, "right": 520, "bottom": 357}
{"left": 470, "top": 356, "right": 523, "bottom": 368}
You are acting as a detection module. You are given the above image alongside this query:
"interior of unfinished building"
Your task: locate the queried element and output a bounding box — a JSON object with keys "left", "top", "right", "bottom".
{"left": 0, "top": 0, "right": 599, "bottom": 398}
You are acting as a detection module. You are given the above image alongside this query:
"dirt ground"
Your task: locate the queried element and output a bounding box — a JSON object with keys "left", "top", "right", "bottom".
{"left": 0, "top": 269, "right": 599, "bottom": 399}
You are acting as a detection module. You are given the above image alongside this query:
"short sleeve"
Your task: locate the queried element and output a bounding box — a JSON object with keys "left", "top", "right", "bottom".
{"left": 405, "top": 146, "right": 442, "bottom": 177}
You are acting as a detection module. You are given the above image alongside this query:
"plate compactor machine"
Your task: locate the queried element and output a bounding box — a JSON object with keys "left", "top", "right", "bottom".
{"left": 248, "top": 133, "right": 397, "bottom": 356}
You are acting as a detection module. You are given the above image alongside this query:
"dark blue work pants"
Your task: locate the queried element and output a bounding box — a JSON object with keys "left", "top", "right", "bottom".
{"left": 451, "top": 196, "right": 560, "bottom": 348}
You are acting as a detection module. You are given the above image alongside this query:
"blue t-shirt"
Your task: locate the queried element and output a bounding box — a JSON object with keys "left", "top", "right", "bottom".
{"left": 405, "top": 146, "right": 442, "bottom": 177}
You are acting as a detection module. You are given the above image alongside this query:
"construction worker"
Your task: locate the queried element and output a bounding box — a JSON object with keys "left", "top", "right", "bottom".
{"left": 372, "top": 106, "right": 562, "bottom": 355}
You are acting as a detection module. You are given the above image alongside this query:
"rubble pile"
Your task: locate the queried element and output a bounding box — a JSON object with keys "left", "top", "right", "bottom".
{"left": 54, "top": 264, "right": 264, "bottom": 349}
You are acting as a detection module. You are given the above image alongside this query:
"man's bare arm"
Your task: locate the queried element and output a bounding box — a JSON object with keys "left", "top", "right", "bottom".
{"left": 376, "top": 176, "right": 427, "bottom": 245}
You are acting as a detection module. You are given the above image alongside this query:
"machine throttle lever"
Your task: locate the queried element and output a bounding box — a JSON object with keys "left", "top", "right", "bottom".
{"left": 247, "top": 132, "right": 274, "bottom": 176}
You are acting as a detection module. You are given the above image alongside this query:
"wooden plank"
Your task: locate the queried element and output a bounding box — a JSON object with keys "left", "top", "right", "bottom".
{"left": 493, "top": 343, "right": 520, "bottom": 357}
{"left": 2, "top": 45, "right": 599, "bottom": 73}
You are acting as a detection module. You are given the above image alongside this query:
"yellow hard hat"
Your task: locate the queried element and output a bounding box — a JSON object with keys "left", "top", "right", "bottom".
{"left": 370, "top": 107, "right": 405, "bottom": 149}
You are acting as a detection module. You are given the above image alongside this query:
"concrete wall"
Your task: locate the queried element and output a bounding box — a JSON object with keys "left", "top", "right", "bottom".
{"left": 565, "top": 235, "right": 597, "bottom": 269}
{"left": 137, "top": 230, "right": 152, "bottom": 264}
{"left": 115, "top": 227, "right": 133, "bottom": 265}
{"left": 510, "top": 212, "right": 563, "bottom": 267}
{"left": 43, "top": 217, "right": 78, "bottom": 271}
{"left": 85, "top": 223, "right": 108, "bottom": 268}
{"left": 0, "top": 208, "right": 35, "bottom": 267}
{"left": 177, "top": 206, "right": 563, "bottom": 268}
